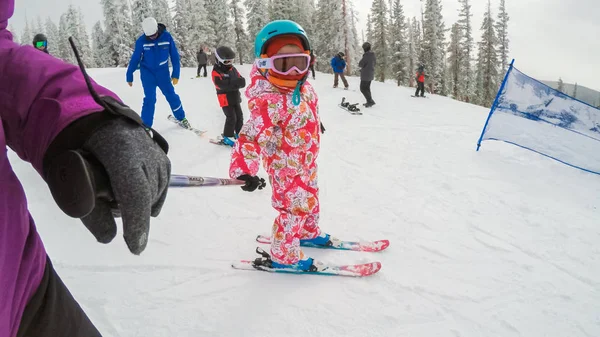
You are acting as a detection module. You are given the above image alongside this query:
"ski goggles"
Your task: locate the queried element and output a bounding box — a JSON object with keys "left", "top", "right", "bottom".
{"left": 35, "top": 41, "right": 47, "bottom": 48}
{"left": 256, "top": 53, "right": 311, "bottom": 75}
{"left": 216, "top": 53, "right": 234, "bottom": 66}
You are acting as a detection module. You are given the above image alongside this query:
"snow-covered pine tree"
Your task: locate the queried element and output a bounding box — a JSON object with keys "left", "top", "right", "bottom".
{"left": 231, "top": 0, "right": 251, "bottom": 64}
{"left": 389, "top": 0, "right": 408, "bottom": 86}
{"left": 8, "top": 24, "right": 19, "bottom": 44}
{"left": 205, "top": 0, "right": 234, "bottom": 49}
{"left": 34, "top": 16, "right": 44, "bottom": 36}
{"left": 411, "top": 17, "right": 423, "bottom": 76}
{"left": 447, "top": 23, "right": 463, "bottom": 99}
{"left": 189, "top": 0, "right": 210, "bottom": 56}
{"left": 270, "top": 0, "right": 296, "bottom": 21}
{"left": 173, "top": 0, "right": 195, "bottom": 66}
{"left": 366, "top": 14, "right": 373, "bottom": 43}
{"left": 458, "top": 0, "right": 474, "bottom": 102}
{"left": 152, "top": 0, "right": 173, "bottom": 29}
{"left": 91, "top": 21, "right": 108, "bottom": 67}
{"left": 131, "top": 0, "right": 153, "bottom": 29}
{"left": 294, "top": 0, "right": 316, "bottom": 37}
{"left": 475, "top": 0, "right": 499, "bottom": 107}
{"left": 101, "top": 0, "right": 135, "bottom": 66}
{"left": 421, "top": 0, "right": 445, "bottom": 93}
{"left": 557, "top": 77, "right": 564, "bottom": 92}
{"left": 346, "top": 1, "right": 362, "bottom": 76}
{"left": 440, "top": 48, "right": 449, "bottom": 96}
{"left": 77, "top": 8, "right": 95, "bottom": 67}
{"left": 244, "top": 0, "right": 269, "bottom": 46}
{"left": 313, "top": 0, "right": 343, "bottom": 73}
{"left": 57, "top": 14, "right": 72, "bottom": 61}
{"left": 21, "top": 17, "right": 32, "bottom": 46}
{"left": 406, "top": 19, "right": 416, "bottom": 86}
{"left": 63, "top": 5, "right": 80, "bottom": 64}
{"left": 495, "top": 0, "right": 509, "bottom": 80}
{"left": 572, "top": 83, "right": 578, "bottom": 98}
{"left": 369, "top": 0, "right": 389, "bottom": 82}
{"left": 45, "top": 17, "right": 60, "bottom": 55}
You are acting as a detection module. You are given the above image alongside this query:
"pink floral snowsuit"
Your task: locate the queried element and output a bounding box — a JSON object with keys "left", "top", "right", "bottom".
{"left": 229, "top": 65, "right": 322, "bottom": 264}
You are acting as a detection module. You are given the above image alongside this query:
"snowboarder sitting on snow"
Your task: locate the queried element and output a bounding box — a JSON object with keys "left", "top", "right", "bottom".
{"left": 415, "top": 64, "right": 426, "bottom": 97}
{"left": 32, "top": 33, "right": 48, "bottom": 54}
{"left": 330, "top": 51, "right": 349, "bottom": 89}
{"left": 197, "top": 47, "right": 208, "bottom": 77}
{"left": 0, "top": 1, "right": 171, "bottom": 335}
{"left": 126, "top": 17, "right": 191, "bottom": 129}
{"left": 211, "top": 46, "right": 246, "bottom": 147}
{"left": 359, "top": 42, "right": 376, "bottom": 107}
{"left": 229, "top": 20, "right": 334, "bottom": 271}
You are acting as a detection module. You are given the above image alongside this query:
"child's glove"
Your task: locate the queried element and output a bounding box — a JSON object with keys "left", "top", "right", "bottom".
{"left": 237, "top": 174, "right": 267, "bottom": 192}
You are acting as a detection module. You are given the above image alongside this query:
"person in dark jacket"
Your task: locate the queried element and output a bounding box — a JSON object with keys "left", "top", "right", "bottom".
{"left": 415, "top": 64, "right": 426, "bottom": 97}
{"left": 330, "top": 52, "right": 349, "bottom": 89}
{"left": 358, "top": 42, "right": 376, "bottom": 107}
{"left": 211, "top": 46, "right": 246, "bottom": 147}
{"left": 32, "top": 33, "right": 48, "bottom": 53}
{"left": 196, "top": 48, "right": 208, "bottom": 77}
{"left": 309, "top": 49, "right": 316, "bottom": 80}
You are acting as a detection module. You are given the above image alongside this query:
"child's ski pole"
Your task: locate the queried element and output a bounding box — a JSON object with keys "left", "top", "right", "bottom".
{"left": 169, "top": 174, "right": 245, "bottom": 187}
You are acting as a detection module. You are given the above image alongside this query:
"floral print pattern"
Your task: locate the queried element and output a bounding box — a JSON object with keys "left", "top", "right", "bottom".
{"left": 230, "top": 65, "right": 322, "bottom": 264}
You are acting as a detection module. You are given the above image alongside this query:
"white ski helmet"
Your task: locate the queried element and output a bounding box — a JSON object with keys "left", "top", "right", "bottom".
{"left": 142, "top": 17, "right": 158, "bottom": 36}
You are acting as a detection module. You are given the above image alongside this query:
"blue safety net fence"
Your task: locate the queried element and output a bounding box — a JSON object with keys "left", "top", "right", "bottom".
{"left": 477, "top": 63, "right": 600, "bottom": 175}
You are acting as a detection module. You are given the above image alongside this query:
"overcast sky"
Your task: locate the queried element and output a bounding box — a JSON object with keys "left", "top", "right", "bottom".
{"left": 8, "top": 0, "right": 600, "bottom": 91}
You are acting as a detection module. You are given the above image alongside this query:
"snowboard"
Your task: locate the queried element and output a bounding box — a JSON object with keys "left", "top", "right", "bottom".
{"left": 256, "top": 235, "right": 390, "bottom": 252}
{"left": 410, "top": 95, "right": 428, "bottom": 98}
{"left": 339, "top": 97, "right": 363, "bottom": 115}
{"left": 167, "top": 115, "right": 207, "bottom": 136}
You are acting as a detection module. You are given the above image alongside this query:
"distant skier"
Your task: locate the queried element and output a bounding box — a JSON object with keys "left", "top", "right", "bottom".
{"left": 415, "top": 64, "right": 426, "bottom": 97}
{"left": 230, "top": 20, "right": 333, "bottom": 271}
{"left": 0, "top": 1, "right": 171, "bottom": 336}
{"left": 358, "top": 42, "right": 376, "bottom": 107}
{"left": 32, "top": 33, "right": 48, "bottom": 54}
{"left": 126, "top": 17, "right": 191, "bottom": 129}
{"left": 330, "top": 51, "right": 349, "bottom": 89}
{"left": 309, "top": 49, "right": 316, "bottom": 80}
{"left": 211, "top": 46, "right": 246, "bottom": 146}
{"left": 196, "top": 47, "right": 208, "bottom": 77}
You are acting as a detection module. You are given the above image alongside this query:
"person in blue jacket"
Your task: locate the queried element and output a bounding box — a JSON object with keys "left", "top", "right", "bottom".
{"left": 330, "top": 51, "right": 349, "bottom": 89}
{"left": 126, "top": 17, "right": 190, "bottom": 129}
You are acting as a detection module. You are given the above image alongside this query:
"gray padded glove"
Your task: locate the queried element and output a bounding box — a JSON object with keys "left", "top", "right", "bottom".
{"left": 44, "top": 97, "right": 171, "bottom": 255}
{"left": 79, "top": 119, "right": 170, "bottom": 254}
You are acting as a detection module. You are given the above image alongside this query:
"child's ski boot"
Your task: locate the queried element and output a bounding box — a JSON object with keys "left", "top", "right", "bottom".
{"left": 300, "top": 233, "right": 342, "bottom": 248}
{"left": 253, "top": 247, "right": 321, "bottom": 272}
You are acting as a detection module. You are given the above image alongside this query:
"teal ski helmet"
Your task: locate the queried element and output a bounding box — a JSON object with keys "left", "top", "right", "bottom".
{"left": 254, "top": 20, "right": 310, "bottom": 58}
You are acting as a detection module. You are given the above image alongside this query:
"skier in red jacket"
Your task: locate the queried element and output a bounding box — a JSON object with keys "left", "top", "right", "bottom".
{"left": 415, "top": 64, "right": 426, "bottom": 97}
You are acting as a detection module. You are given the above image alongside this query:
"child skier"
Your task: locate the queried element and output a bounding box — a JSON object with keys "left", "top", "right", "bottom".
{"left": 415, "top": 64, "right": 426, "bottom": 97}
{"left": 229, "top": 20, "right": 334, "bottom": 271}
{"left": 211, "top": 46, "right": 246, "bottom": 146}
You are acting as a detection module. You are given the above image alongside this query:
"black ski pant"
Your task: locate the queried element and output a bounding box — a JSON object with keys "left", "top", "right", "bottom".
{"left": 415, "top": 82, "right": 425, "bottom": 97}
{"left": 310, "top": 65, "right": 315, "bottom": 79}
{"left": 360, "top": 80, "right": 374, "bottom": 104}
{"left": 17, "top": 256, "right": 102, "bottom": 337}
{"left": 197, "top": 64, "right": 207, "bottom": 77}
{"left": 222, "top": 104, "right": 244, "bottom": 138}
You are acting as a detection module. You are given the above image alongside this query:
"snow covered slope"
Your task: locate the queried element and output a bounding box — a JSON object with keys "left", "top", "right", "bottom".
{"left": 9, "top": 66, "right": 600, "bottom": 337}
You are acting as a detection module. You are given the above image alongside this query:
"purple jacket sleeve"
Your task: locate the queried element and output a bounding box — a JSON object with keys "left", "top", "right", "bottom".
{"left": 0, "top": 33, "right": 121, "bottom": 176}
